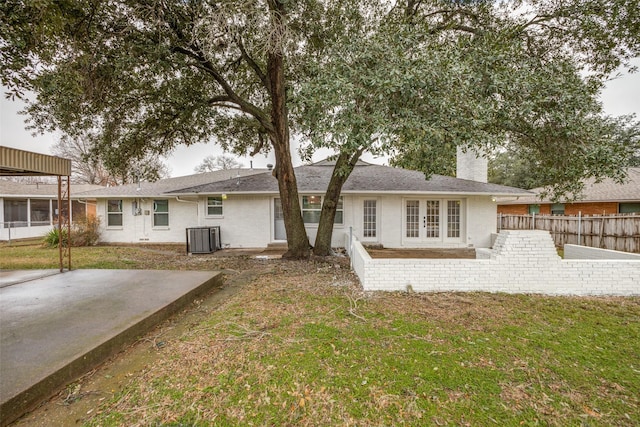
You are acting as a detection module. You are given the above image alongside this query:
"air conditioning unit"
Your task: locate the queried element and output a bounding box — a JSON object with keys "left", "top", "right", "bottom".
{"left": 186, "top": 226, "right": 221, "bottom": 254}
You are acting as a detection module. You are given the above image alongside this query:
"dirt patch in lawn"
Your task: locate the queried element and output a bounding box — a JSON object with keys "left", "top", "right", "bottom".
{"left": 366, "top": 248, "right": 477, "bottom": 258}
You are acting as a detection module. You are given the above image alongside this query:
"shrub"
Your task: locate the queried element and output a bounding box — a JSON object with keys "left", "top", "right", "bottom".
{"left": 42, "top": 215, "right": 101, "bottom": 248}
{"left": 42, "top": 227, "right": 69, "bottom": 248}
{"left": 71, "top": 215, "right": 101, "bottom": 246}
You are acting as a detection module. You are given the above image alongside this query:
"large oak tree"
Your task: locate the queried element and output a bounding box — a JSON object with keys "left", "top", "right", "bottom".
{"left": 2, "top": 0, "right": 335, "bottom": 258}
{"left": 298, "top": 0, "right": 640, "bottom": 255}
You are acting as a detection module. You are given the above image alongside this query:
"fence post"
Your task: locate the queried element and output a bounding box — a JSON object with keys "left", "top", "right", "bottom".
{"left": 349, "top": 226, "right": 353, "bottom": 269}
{"left": 532, "top": 212, "right": 535, "bottom": 230}
{"left": 577, "top": 211, "right": 582, "bottom": 246}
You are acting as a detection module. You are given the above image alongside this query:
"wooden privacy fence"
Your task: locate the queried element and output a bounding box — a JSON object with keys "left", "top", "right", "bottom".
{"left": 498, "top": 213, "right": 640, "bottom": 253}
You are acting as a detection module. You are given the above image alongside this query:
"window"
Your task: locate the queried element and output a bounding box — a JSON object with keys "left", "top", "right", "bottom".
{"left": 363, "top": 200, "right": 376, "bottom": 238}
{"left": 619, "top": 203, "right": 640, "bottom": 214}
{"left": 3, "top": 199, "right": 28, "bottom": 228}
{"left": 107, "top": 200, "right": 123, "bottom": 227}
{"left": 528, "top": 204, "right": 540, "bottom": 214}
{"left": 426, "top": 200, "right": 440, "bottom": 238}
{"left": 447, "top": 200, "right": 461, "bottom": 238}
{"left": 153, "top": 199, "right": 169, "bottom": 227}
{"left": 207, "top": 196, "right": 223, "bottom": 216}
{"left": 302, "top": 196, "right": 343, "bottom": 225}
{"left": 551, "top": 203, "right": 565, "bottom": 215}
{"left": 30, "top": 199, "right": 51, "bottom": 226}
{"left": 72, "top": 200, "right": 86, "bottom": 222}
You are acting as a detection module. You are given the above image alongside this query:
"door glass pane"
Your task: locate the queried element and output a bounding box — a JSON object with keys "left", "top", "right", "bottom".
{"left": 426, "top": 200, "right": 440, "bottom": 238}
{"left": 447, "top": 200, "right": 461, "bottom": 238}
{"left": 406, "top": 200, "right": 419, "bottom": 238}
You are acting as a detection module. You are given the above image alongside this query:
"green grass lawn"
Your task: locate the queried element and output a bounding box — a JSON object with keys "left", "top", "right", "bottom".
{"left": 0, "top": 242, "right": 186, "bottom": 270}
{"left": 2, "top": 244, "right": 638, "bottom": 425}
{"left": 83, "top": 263, "right": 638, "bottom": 427}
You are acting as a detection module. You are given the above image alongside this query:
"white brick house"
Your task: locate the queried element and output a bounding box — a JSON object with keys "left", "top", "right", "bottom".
{"left": 76, "top": 159, "right": 531, "bottom": 249}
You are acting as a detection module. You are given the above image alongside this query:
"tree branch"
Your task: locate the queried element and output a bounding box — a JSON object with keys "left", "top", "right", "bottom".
{"left": 236, "top": 36, "right": 270, "bottom": 92}
{"left": 171, "top": 45, "right": 274, "bottom": 133}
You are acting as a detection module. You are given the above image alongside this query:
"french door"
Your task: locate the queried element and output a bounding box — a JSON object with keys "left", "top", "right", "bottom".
{"left": 403, "top": 199, "right": 463, "bottom": 244}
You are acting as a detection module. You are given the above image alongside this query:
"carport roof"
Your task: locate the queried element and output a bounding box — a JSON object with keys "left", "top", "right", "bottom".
{"left": 0, "top": 180, "right": 103, "bottom": 197}
{"left": 0, "top": 147, "right": 71, "bottom": 176}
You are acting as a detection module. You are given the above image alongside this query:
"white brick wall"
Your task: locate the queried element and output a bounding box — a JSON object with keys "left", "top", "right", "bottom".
{"left": 564, "top": 244, "right": 640, "bottom": 260}
{"left": 349, "top": 230, "right": 640, "bottom": 296}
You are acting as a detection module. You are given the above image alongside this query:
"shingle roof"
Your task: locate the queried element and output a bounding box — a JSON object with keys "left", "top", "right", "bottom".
{"left": 169, "top": 163, "right": 531, "bottom": 196}
{"left": 499, "top": 167, "right": 640, "bottom": 204}
{"left": 73, "top": 168, "right": 268, "bottom": 197}
{"left": 0, "top": 180, "right": 103, "bottom": 197}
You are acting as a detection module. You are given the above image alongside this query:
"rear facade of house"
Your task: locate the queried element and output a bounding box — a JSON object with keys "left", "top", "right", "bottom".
{"left": 79, "top": 158, "right": 530, "bottom": 250}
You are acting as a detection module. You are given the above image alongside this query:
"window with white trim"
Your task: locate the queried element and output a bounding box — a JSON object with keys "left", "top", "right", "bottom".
{"left": 153, "top": 199, "right": 169, "bottom": 227}
{"left": 363, "top": 200, "right": 376, "bottom": 238}
{"left": 207, "top": 196, "right": 223, "bottom": 216}
{"left": 107, "top": 200, "right": 123, "bottom": 227}
{"left": 302, "top": 196, "right": 343, "bottom": 225}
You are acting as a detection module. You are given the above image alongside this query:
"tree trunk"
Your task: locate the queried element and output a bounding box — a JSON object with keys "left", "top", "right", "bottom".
{"left": 267, "top": 36, "right": 310, "bottom": 259}
{"left": 313, "top": 149, "right": 363, "bottom": 256}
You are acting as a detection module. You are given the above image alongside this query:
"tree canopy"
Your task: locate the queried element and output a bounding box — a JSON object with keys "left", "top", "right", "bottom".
{"left": 194, "top": 154, "right": 244, "bottom": 173}
{"left": 51, "top": 135, "right": 171, "bottom": 185}
{"left": 2, "top": 0, "right": 639, "bottom": 257}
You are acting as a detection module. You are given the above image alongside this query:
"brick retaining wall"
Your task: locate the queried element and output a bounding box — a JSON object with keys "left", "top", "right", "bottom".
{"left": 349, "top": 230, "right": 640, "bottom": 296}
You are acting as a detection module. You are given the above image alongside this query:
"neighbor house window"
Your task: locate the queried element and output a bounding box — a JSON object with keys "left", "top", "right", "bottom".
{"left": 363, "top": 200, "right": 377, "bottom": 238}
{"left": 619, "top": 203, "right": 640, "bottom": 214}
{"left": 153, "top": 199, "right": 169, "bottom": 227}
{"left": 30, "top": 199, "right": 51, "bottom": 226}
{"left": 107, "top": 200, "right": 123, "bottom": 227}
{"left": 207, "top": 196, "right": 223, "bottom": 216}
{"left": 551, "top": 203, "right": 565, "bottom": 215}
{"left": 302, "top": 196, "right": 343, "bottom": 225}
{"left": 3, "top": 199, "right": 28, "bottom": 228}
{"left": 528, "top": 204, "right": 540, "bottom": 214}
{"left": 447, "top": 200, "right": 461, "bottom": 238}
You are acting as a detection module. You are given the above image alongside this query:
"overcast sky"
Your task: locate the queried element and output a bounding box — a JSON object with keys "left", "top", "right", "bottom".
{"left": 1, "top": 59, "right": 639, "bottom": 177}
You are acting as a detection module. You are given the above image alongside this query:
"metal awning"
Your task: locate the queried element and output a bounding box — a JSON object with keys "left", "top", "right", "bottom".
{"left": 1, "top": 146, "right": 71, "bottom": 176}
{"left": 1, "top": 146, "right": 72, "bottom": 272}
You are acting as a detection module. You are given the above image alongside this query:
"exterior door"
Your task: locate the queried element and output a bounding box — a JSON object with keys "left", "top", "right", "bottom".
{"left": 403, "top": 199, "right": 462, "bottom": 244}
{"left": 273, "top": 198, "right": 286, "bottom": 241}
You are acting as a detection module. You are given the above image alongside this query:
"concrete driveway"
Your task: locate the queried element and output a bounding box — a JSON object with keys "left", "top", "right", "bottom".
{"left": 0, "top": 269, "right": 222, "bottom": 426}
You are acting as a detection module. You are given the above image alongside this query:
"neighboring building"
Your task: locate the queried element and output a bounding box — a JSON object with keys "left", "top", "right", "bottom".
{"left": 0, "top": 180, "right": 102, "bottom": 240}
{"left": 76, "top": 159, "right": 530, "bottom": 249}
{"left": 497, "top": 168, "right": 640, "bottom": 216}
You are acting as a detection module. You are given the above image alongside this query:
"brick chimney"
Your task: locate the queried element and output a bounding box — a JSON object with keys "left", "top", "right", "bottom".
{"left": 456, "top": 146, "right": 488, "bottom": 183}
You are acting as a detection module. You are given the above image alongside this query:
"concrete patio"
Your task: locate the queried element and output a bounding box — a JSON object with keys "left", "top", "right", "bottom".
{"left": 0, "top": 269, "right": 222, "bottom": 426}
